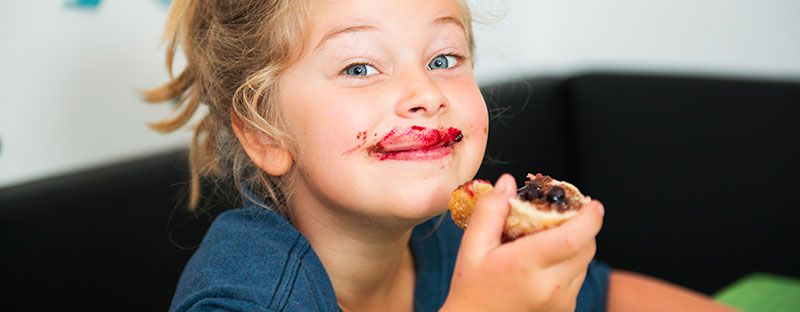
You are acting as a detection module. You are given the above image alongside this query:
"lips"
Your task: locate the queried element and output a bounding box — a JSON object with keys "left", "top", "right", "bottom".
{"left": 368, "top": 126, "right": 463, "bottom": 160}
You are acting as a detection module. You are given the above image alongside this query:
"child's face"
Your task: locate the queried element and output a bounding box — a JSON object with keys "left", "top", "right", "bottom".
{"left": 279, "top": 0, "right": 488, "bottom": 222}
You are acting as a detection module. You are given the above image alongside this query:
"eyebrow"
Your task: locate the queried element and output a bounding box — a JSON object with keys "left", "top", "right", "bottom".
{"left": 313, "top": 16, "right": 465, "bottom": 53}
{"left": 432, "top": 15, "right": 466, "bottom": 32}
{"left": 314, "top": 25, "right": 377, "bottom": 52}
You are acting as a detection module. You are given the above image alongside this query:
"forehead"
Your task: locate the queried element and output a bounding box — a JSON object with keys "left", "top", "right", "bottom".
{"left": 304, "top": 0, "right": 467, "bottom": 46}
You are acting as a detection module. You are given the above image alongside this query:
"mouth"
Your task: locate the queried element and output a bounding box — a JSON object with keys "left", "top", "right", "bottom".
{"left": 368, "top": 126, "right": 463, "bottom": 161}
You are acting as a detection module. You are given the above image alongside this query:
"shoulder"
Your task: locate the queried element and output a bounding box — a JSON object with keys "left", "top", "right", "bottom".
{"left": 169, "top": 208, "right": 339, "bottom": 312}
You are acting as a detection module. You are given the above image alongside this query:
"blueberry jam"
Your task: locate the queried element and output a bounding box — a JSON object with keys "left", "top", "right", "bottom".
{"left": 517, "top": 174, "right": 579, "bottom": 212}
{"left": 546, "top": 186, "right": 567, "bottom": 207}
{"left": 518, "top": 183, "right": 542, "bottom": 201}
{"left": 454, "top": 132, "right": 463, "bottom": 142}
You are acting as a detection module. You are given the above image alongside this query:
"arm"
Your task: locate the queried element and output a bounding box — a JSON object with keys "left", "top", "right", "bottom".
{"left": 607, "top": 269, "right": 740, "bottom": 312}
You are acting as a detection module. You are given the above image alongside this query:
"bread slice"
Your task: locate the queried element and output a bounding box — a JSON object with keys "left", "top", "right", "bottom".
{"left": 448, "top": 173, "right": 591, "bottom": 240}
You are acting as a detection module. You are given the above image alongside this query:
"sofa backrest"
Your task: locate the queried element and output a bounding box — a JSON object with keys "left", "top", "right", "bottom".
{"left": 0, "top": 149, "right": 221, "bottom": 311}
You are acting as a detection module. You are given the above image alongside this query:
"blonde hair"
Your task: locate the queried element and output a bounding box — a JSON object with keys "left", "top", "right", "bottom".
{"left": 145, "top": 0, "right": 475, "bottom": 215}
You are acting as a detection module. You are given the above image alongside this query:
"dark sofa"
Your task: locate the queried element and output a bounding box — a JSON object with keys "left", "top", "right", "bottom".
{"left": 2, "top": 72, "right": 798, "bottom": 311}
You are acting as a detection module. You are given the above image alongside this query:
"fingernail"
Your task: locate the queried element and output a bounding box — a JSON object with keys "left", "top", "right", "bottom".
{"left": 495, "top": 175, "right": 511, "bottom": 193}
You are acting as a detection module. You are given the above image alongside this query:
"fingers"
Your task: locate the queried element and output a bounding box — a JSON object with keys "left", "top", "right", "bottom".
{"left": 554, "top": 200, "right": 604, "bottom": 243}
{"left": 516, "top": 200, "right": 605, "bottom": 264}
{"left": 460, "top": 174, "right": 518, "bottom": 258}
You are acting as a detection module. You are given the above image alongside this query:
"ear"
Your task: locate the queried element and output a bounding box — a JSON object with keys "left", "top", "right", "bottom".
{"left": 231, "top": 116, "right": 293, "bottom": 176}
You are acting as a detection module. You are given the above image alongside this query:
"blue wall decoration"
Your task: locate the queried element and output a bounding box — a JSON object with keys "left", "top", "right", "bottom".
{"left": 64, "top": 0, "right": 101, "bottom": 9}
{"left": 63, "top": 0, "right": 170, "bottom": 9}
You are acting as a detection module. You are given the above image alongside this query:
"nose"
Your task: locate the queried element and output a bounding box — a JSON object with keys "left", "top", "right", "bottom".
{"left": 395, "top": 69, "right": 449, "bottom": 118}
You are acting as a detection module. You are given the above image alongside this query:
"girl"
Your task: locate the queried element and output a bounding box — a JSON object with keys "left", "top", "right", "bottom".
{"left": 146, "top": 0, "right": 737, "bottom": 311}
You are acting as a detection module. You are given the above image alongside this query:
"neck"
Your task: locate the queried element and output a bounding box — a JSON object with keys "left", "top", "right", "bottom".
{"left": 290, "top": 197, "right": 418, "bottom": 311}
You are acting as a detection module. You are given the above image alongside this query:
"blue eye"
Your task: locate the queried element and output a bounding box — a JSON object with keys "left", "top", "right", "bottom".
{"left": 344, "top": 64, "right": 379, "bottom": 76}
{"left": 427, "top": 55, "right": 458, "bottom": 70}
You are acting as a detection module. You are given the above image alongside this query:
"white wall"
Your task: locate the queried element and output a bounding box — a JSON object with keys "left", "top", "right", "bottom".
{"left": 0, "top": 1, "right": 189, "bottom": 188}
{"left": 471, "top": 0, "right": 800, "bottom": 83}
{"left": 1, "top": 0, "right": 799, "bottom": 187}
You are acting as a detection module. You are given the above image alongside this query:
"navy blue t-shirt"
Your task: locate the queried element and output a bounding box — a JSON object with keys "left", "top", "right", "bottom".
{"left": 169, "top": 198, "right": 610, "bottom": 311}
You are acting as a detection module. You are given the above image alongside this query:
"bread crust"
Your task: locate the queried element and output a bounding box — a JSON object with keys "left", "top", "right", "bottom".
{"left": 448, "top": 174, "right": 591, "bottom": 240}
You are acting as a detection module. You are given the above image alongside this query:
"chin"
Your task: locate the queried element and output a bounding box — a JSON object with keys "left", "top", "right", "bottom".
{"left": 375, "top": 178, "right": 456, "bottom": 222}
{"left": 355, "top": 149, "right": 483, "bottom": 222}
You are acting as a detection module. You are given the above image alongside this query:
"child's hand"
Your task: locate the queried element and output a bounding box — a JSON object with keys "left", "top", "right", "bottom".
{"left": 442, "top": 174, "right": 605, "bottom": 312}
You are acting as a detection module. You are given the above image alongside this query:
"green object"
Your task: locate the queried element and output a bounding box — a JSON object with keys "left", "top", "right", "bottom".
{"left": 713, "top": 273, "right": 800, "bottom": 312}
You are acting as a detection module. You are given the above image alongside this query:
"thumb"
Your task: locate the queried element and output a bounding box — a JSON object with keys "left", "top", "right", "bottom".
{"left": 519, "top": 200, "right": 605, "bottom": 264}
{"left": 460, "top": 174, "right": 517, "bottom": 258}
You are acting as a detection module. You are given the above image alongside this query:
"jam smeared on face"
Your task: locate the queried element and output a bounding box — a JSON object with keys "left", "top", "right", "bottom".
{"left": 454, "top": 132, "right": 463, "bottom": 142}
{"left": 342, "top": 131, "right": 370, "bottom": 155}
{"left": 367, "top": 126, "right": 463, "bottom": 160}
{"left": 517, "top": 174, "right": 574, "bottom": 212}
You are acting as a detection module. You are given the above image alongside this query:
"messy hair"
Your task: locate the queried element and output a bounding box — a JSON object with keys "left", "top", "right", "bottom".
{"left": 144, "top": 0, "right": 475, "bottom": 216}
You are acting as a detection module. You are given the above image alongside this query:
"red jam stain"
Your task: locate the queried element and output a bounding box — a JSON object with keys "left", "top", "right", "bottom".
{"left": 370, "top": 126, "right": 462, "bottom": 153}
{"left": 342, "top": 130, "right": 369, "bottom": 155}
{"left": 462, "top": 179, "right": 490, "bottom": 197}
{"left": 465, "top": 185, "right": 474, "bottom": 197}
{"left": 371, "top": 128, "right": 397, "bottom": 152}
{"left": 367, "top": 126, "right": 463, "bottom": 161}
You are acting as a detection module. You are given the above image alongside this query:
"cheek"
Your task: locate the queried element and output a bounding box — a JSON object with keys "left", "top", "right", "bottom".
{"left": 299, "top": 113, "right": 359, "bottom": 157}
{"left": 447, "top": 80, "right": 489, "bottom": 138}
{"left": 286, "top": 99, "right": 373, "bottom": 165}
{"left": 441, "top": 79, "right": 489, "bottom": 178}
{"left": 279, "top": 64, "right": 362, "bottom": 157}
